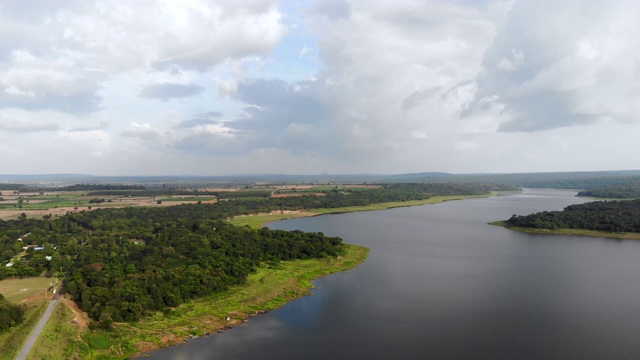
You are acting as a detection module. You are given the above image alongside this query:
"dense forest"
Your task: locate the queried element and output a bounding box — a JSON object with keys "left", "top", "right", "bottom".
{"left": 506, "top": 200, "right": 640, "bottom": 232}
{"left": 0, "top": 182, "right": 513, "bottom": 327}
{"left": 0, "top": 293, "right": 24, "bottom": 332}
{"left": 577, "top": 181, "right": 640, "bottom": 199}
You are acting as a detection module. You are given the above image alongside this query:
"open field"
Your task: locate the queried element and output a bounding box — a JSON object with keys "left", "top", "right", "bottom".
{"left": 0, "top": 194, "right": 220, "bottom": 220}
{"left": 0, "top": 184, "right": 384, "bottom": 220}
{"left": 0, "top": 277, "right": 59, "bottom": 304}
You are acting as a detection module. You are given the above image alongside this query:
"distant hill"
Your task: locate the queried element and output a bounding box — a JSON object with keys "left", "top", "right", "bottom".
{"left": 2, "top": 170, "right": 640, "bottom": 191}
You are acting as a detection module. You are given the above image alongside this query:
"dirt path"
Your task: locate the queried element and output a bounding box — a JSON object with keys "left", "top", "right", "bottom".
{"left": 61, "top": 297, "right": 89, "bottom": 330}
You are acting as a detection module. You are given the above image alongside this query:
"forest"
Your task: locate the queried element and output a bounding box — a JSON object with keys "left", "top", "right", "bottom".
{"left": 506, "top": 199, "right": 640, "bottom": 232}
{"left": 0, "top": 182, "right": 512, "bottom": 327}
{"left": 577, "top": 181, "right": 640, "bottom": 199}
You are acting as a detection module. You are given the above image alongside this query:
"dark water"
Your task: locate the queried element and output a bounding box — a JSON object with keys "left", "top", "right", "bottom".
{"left": 148, "top": 189, "right": 640, "bottom": 359}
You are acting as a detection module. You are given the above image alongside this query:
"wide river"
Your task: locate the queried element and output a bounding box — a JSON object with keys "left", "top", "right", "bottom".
{"left": 149, "top": 189, "right": 640, "bottom": 359}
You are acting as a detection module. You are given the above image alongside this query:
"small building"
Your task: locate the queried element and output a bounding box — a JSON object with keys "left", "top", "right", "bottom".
{"left": 5, "top": 262, "right": 13, "bottom": 267}
{"left": 45, "top": 256, "right": 52, "bottom": 261}
{"left": 34, "top": 247, "right": 45, "bottom": 251}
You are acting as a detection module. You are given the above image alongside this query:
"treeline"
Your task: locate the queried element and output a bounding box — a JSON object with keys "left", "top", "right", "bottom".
{"left": 577, "top": 181, "right": 640, "bottom": 199}
{"left": 0, "top": 183, "right": 146, "bottom": 193}
{"left": 63, "top": 184, "right": 146, "bottom": 191}
{"left": 506, "top": 200, "right": 640, "bottom": 232}
{"left": 84, "top": 189, "right": 271, "bottom": 199}
{"left": 383, "top": 171, "right": 640, "bottom": 190}
{"left": 0, "top": 293, "right": 25, "bottom": 332}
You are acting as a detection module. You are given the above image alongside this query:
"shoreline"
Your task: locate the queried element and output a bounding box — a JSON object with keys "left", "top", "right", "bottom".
{"left": 489, "top": 221, "right": 640, "bottom": 240}
{"left": 229, "top": 193, "right": 498, "bottom": 228}
{"left": 31, "top": 243, "right": 369, "bottom": 359}
{"left": 130, "top": 243, "right": 370, "bottom": 358}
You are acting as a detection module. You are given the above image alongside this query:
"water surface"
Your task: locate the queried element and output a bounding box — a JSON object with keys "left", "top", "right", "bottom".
{"left": 149, "top": 189, "right": 640, "bottom": 359}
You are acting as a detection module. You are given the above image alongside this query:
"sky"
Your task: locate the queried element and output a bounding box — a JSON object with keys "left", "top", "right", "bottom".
{"left": 1, "top": 0, "right": 640, "bottom": 176}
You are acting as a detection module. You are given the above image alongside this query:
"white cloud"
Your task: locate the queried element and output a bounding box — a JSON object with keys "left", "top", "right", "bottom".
{"left": 214, "top": 78, "right": 239, "bottom": 98}
{"left": 1, "top": 0, "right": 639, "bottom": 175}
{"left": 299, "top": 46, "right": 313, "bottom": 58}
{"left": 122, "top": 122, "right": 159, "bottom": 140}
{"left": 467, "top": 1, "right": 640, "bottom": 132}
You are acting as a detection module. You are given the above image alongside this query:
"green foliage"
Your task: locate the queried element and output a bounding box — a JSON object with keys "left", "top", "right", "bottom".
{"left": 507, "top": 199, "right": 640, "bottom": 232}
{"left": 0, "top": 293, "right": 25, "bottom": 332}
{"left": 63, "top": 218, "right": 345, "bottom": 323}
{"left": 578, "top": 181, "right": 640, "bottom": 199}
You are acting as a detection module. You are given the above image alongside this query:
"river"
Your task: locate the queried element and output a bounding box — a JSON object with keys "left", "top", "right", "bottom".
{"left": 148, "top": 189, "right": 640, "bottom": 359}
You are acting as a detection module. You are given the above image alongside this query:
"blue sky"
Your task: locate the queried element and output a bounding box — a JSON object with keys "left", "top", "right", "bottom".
{"left": 1, "top": 0, "right": 640, "bottom": 175}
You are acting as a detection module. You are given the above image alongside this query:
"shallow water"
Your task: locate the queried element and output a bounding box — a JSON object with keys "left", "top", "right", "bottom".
{"left": 148, "top": 189, "right": 640, "bottom": 359}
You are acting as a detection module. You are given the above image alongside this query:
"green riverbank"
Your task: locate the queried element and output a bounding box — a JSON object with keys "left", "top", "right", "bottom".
{"left": 27, "top": 244, "right": 369, "bottom": 359}
{"left": 490, "top": 221, "right": 640, "bottom": 240}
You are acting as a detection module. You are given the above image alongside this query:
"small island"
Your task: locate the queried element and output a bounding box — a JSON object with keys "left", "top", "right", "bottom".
{"left": 492, "top": 198, "right": 640, "bottom": 240}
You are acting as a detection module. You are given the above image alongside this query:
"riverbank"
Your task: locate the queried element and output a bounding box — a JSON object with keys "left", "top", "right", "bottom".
{"left": 490, "top": 220, "right": 640, "bottom": 240}
{"left": 29, "top": 243, "right": 369, "bottom": 359}
{"left": 230, "top": 193, "right": 498, "bottom": 228}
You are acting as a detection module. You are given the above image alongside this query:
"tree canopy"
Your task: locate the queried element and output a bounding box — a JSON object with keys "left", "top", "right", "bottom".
{"left": 506, "top": 199, "right": 640, "bottom": 232}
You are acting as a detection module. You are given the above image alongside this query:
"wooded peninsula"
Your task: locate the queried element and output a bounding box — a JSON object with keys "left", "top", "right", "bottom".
{"left": 497, "top": 199, "right": 640, "bottom": 239}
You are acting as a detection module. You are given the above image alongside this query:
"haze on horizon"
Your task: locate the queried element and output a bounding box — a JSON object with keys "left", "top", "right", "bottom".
{"left": 0, "top": 0, "right": 639, "bottom": 176}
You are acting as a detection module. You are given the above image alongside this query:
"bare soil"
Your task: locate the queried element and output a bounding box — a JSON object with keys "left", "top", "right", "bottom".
{"left": 61, "top": 296, "right": 89, "bottom": 330}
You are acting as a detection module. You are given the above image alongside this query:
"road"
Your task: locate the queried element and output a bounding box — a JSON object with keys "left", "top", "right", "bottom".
{"left": 14, "top": 291, "right": 61, "bottom": 360}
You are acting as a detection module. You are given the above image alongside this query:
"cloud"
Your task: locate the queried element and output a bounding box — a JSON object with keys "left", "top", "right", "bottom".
{"left": 198, "top": 111, "right": 223, "bottom": 118}
{"left": 173, "top": 123, "right": 243, "bottom": 156}
{"left": 0, "top": 108, "right": 64, "bottom": 133}
{"left": 0, "top": 49, "right": 102, "bottom": 113}
{"left": 401, "top": 87, "right": 441, "bottom": 111}
{"left": 122, "top": 122, "right": 159, "bottom": 140}
{"left": 299, "top": 46, "right": 313, "bottom": 58}
{"left": 174, "top": 119, "right": 217, "bottom": 129}
{"left": 140, "top": 83, "right": 205, "bottom": 100}
{"left": 0, "top": 1, "right": 286, "bottom": 115}
{"left": 313, "top": 0, "right": 351, "bottom": 20}
{"left": 233, "top": 78, "right": 331, "bottom": 153}
{"left": 0, "top": 120, "right": 58, "bottom": 133}
{"left": 68, "top": 121, "right": 108, "bottom": 132}
{"left": 150, "top": 2, "right": 287, "bottom": 72}
{"left": 465, "top": 1, "right": 640, "bottom": 132}
{"left": 214, "top": 78, "right": 239, "bottom": 98}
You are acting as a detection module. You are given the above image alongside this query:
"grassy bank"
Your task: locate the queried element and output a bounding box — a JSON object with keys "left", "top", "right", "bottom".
{"left": 28, "top": 244, "right": 369, "bottom": 359}
{"left": 27, "top": 303, "right": 82, "bottom": 360}
{"left": 230, "top": 193, "right": 494, "bottom": 228}
{"left": 490, "top": 221, "right": 640, "bottom": 240}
